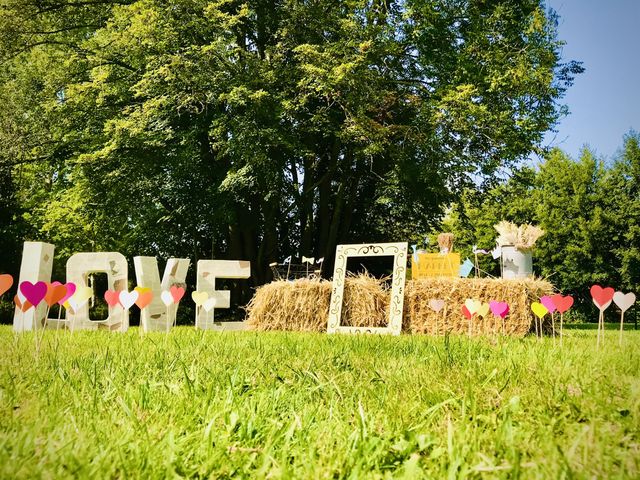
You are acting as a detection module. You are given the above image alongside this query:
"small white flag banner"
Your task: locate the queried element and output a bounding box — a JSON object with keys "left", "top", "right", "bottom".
{"left": 283, "top": 255, "right": 292, "bottom": 264}
{"left": 302, "top": 256, "right": 315, "bottom": 264}
{"left": 472, "top": 245, "right": 490, "bottom": 255}
{"left": 316, "top": 257, "right": 324, "bottom": 264}
{"left": 491, "top": 246, "right": 502, "bottom": 259}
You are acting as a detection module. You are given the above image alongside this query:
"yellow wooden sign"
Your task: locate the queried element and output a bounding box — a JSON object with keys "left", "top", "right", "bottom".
{"left": 411, "top": 253, "right": 460, "bottom": 279}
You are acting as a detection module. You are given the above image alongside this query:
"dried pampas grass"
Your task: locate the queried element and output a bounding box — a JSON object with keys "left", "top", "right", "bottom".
{"left": 494, "top": 221, "right": 544, "bottom": 251}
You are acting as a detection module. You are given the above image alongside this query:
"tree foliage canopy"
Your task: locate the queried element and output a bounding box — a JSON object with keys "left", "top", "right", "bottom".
{"left": 0, "top": 0, "right": 581, "bottom": 295}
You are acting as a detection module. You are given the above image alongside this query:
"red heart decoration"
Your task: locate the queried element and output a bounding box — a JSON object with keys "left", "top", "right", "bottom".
{"left": 14, "top": 294, "right": 32, "bottom": 312}
{"left": 135, "top": 291, "right": 153, "bottom": 310}
{"left": 170, "top": 285, "right": 185, "bottom": 303}
{"left": 551, "top": 294, "right": 573, "bottom": 314}
{"left": 44, "top": 283, "right": 67, "bottom": 307}
{"left": 58, "top": 283, "right": 76, "bottom": 305}
{"left": 0, "top": 274, "right": 14, "bottom": 297}
{"left": 19, "top": 281, "right": 48, "bottom": 307}
{"left": 590, "top": 285, "right": 614, "bottom": 309}
{"left": 461, "top": 304, "right": 472, "bottom": 320}
{"left": 104, "top": 290, "right": 120, "bottom": 307}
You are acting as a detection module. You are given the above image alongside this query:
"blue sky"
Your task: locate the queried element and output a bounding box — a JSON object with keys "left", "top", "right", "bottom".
{"left": 543, "top": 0, "right": 639, "bottom": 160}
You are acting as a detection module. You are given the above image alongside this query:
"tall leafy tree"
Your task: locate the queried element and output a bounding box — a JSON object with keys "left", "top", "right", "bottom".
{"left": 0, "top": 0, "right": 582, "bottom": 298}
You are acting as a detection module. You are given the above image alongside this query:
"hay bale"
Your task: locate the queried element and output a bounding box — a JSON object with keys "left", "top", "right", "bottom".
{"left": 405, "top": 277, "right": 553, "bottom": 337}
{"left": 246, "top": 278, "right": 331, "bottom": 332}
{"left": 245, "top": 274, "right": 388, "bottom": 332}
{"left": 246, "top": 275, "right": 553, "bottom": 337}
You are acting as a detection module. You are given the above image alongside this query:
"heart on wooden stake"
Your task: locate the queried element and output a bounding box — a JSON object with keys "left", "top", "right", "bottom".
{"left": 590, "top": 285, "right": 614, "bottom": 310}
{"left": 118, "top": 290, "right": 139, "bottom": 310}
{"left": 0, "top": 274, "right": 13, "bottom": 297}
{"left": 44, "top": 283, "right": 67, "bottom": 307}
{"left": 135, "top": 290, "right": 153, "bottom": 309}
{"left": 191, "top": 291, "right": 208, "bottom": 306}
{"left": 476, "top": 302, "right": 490, "bottom": 318}
{"left": 14, "top": 294, "right": 32, "bottom": 312}
{"left": 170, "top": 285, "right": 186, "bottom": 302}
{"left": 489, "top": 301, "right": 509, "bottom": 318}
{"left": 104, "top": 290, "right": 120, "bottom": 307}
{"left": 551, "top": 294, "right": 573, "bottom": 314}
{"left": 531, "top": 302, "right": 548, "bottom": 319}
{"left": 19, "top": 281, "right": 48, "bottom": 307}
{"left": 464, "top": 299, "right": 481, "bottom": 315}
{"left": 429, "top": 299, "right": 445, "bottom": 313}
{"left": 161, "top": 290, "right": 174, "bottom": 307}
{"left": 69, "top": 286, "right": 93, "bottom": 311}
{"left": 202, "top": 297, "right": 217, "bottom": 312}
{"left": 540, "top": 295, "right": 557, "bottom": 314}
{"left": 134, "top": 286, "right": 152, "bottom": 295}
{"left": 461, "top": 305, "right": 472, "bottom": 320}
{"left": 613, "top": 291, "right": 636, "bottom": 313}
{"left": 59, "top": 283, "right": 77, "bottom": 305}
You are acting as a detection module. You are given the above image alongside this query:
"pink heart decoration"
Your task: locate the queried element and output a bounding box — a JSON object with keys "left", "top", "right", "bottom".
{"left": 613, "top": 291, "right": 636, "bottom": 313}
{"left": 19, "top": 281, "right": 48, "bottom": 307}
{"left": 551, "top": 294, "right": 573, "bottom": 314}
{"left": 461, "top": 305, "right": 472, "bottom": 320}
{"left": 489, "top": 301, "right": 509, "bottom": 319}
{"left": 58, "top": 283, "right": 76, "bottom": 305}
{"left": 170, "top": 285, "right": 185, "bottom": 303}
{"left": 590, "top": 285, "right": 614, "bottom": 310}
{"left": 540, "top": 296, "right": 556, "bottom": 314}
{"left": 104, "top": 290, "right": 121, "bottom": 307}
{"left": 429, "top": 299, "right": 445, "bottom": 313}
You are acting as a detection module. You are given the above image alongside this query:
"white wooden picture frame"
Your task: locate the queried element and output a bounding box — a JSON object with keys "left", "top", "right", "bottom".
{"left": 327, "top": 242, "right": 408, "bottom": 335}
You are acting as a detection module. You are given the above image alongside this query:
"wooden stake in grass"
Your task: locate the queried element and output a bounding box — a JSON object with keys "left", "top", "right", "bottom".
{"left": 429, "top": 299, "right": 445, "bottom": 336}
{"left": 540, "top": 296, "right": 557, "bottom": 341}
{"left": 612, "top": 291, "right": 636, "bottom": 346}
{"left": 489, "top": 300, "right": 509, "bottom": 337}
{"left": 118, "top": 290, "right": 138, "bottom": 334}
{"left": 551, "top": 294, "right": 573, "bottom": 348}
{"left": 531, "top": 302, "right": 548, "bottom": 338}
{"left": 191, "top": 291, "right": 208, "bottom": 329}
{"left": 135, "top": 288, "right": 153, "bottom": 335}
{"left": 590, "top": 285, "right": 614, "bottom": 350}
{"left": 161, "top": 290, "right": 174, "bottom": 333}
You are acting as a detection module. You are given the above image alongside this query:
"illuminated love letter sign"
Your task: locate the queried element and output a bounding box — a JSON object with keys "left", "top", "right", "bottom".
{"left": 13, "top": 241, "right": 55, "bottom": 332}
{"left": 66, "top": 252, "right": 128, "bottom": 332}
{"left": 133, "top": 256, "right": 190, "bottom": 331}
{"left": 327, "top": 242, "right": 407, "bottom": 335}
{"left": 196, "top": 260, "right": 251, "bottom": 330}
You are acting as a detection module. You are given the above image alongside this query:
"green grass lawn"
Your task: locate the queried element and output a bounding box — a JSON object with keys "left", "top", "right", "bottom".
{"left": 1, "top": 325, "right": 639, "bottom": 479}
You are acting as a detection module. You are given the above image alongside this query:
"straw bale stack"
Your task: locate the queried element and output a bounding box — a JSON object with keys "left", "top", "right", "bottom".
{"left": 246, "top": 275, "right": 553, "bottom": 336}
{"left": 246, "top": 275, "right": 388, "bottom": 332}
{"left": 404, "top": 277, "right": 552, "bottom": 336}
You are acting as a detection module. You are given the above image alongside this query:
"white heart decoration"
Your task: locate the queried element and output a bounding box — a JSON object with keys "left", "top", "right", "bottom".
{"left": 202, "top": 297, "right": 217, "bottom": 312}
{"left": 613, "top": 291, "right": 636, "bottom": 313}
{"left": 429, "top": 299, "right": 445, "bottom": 313}
{"left": 68, "top": 296, "right": 89, "bottom": 312}
{"left": 160, "top": 290, "right": 174, "bottom": 307}
{"left": 119, "top": 290, "right": 139, "bottom": 310}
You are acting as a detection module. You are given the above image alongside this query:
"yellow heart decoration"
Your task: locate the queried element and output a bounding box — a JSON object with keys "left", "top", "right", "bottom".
{"left": 476, "top": 302, "right": 490, "bottom": 318}
{"left": 531, "top": 302, "right": 548, "bottom": 319}
{"left": 191, "top": 291, "right": 208, "bottom": 306}
{"left": 72, "top": 286, "right": 93, "bottom": 303}
{"left": 464, "top": 298, "right": 481, "bottom": 315}
{"left": 134, "top": 286, "right": 152, "bottom": 295}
